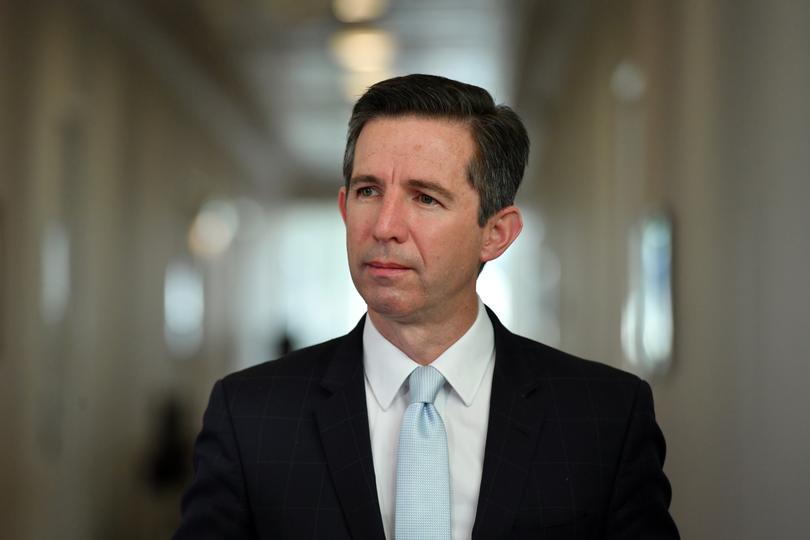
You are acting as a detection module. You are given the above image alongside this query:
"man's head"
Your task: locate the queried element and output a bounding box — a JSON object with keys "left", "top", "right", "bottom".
{"left": 343, "top": 74, "right": 529, "bottom": 226}
{"left": 338, "top": 75, "right": 529, "bottom": 328}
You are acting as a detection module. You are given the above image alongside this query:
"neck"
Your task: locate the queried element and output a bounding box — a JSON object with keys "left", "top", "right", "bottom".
{"left": 368, "top": 298, "right": 479, "bottom": 365}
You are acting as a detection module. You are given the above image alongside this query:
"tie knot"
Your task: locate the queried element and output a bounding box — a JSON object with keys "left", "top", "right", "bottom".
{"left": 407, "top": 365, "right": 445, "bottom": 404}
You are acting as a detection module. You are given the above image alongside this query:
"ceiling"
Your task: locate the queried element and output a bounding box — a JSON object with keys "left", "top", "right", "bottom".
{"left": 223, "top": 0, "right": 528, "bottom": 191}
{"left": 89, "top": 0, "right": 586, "bottom": 196}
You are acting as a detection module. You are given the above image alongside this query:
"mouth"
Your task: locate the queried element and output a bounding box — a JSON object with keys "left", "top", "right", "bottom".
{"left": 367, "top": 261, "right": 409, "bottom": 270}
{"left": 365, "top": 260, "right": 412, "bottom": 277}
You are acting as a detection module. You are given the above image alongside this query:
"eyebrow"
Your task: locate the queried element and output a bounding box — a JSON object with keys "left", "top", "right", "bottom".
{"left": 349, "top": 175, "right": 456, "bottom": 203}
{"left": 407, "top": 179, "right": 455, "bottom": 203}
{"left": 348, "top": 175, "right": 383, "bottom": 189}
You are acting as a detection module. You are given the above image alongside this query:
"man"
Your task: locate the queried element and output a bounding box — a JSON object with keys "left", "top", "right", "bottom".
{"left": 175, "top": 74, "right": 679, "bottom": 539}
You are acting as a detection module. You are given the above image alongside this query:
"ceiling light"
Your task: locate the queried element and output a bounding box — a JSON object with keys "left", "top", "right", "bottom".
{"left": 330, "top": 27, "right": 396, "bottom": 73}
{"left": 188, "top": 199, "right": 240, "bottom": 259}
{"left": 332, "top": 0, "right": 389, "bottom": 23}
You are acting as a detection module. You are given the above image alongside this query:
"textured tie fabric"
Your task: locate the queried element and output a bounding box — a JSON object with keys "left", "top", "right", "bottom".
{"left": 395, "top": 365, "right": 452, "bottom": 540}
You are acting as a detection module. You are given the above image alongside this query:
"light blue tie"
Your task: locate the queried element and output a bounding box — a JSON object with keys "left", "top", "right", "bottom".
{"left": 395, "top": 365, "right": 451, "bottom": 540}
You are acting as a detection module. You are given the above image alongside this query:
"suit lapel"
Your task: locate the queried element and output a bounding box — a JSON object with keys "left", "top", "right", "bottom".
{"left": 472, "top": 309, "right": 549, "bottom": 540}
{"left": 315, "top": 317, "right": 386, "bottom": 540}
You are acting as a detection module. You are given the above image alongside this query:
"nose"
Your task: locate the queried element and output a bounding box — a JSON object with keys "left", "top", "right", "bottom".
{"left": 372, "top": 192, "right": 409, "bottom": 243}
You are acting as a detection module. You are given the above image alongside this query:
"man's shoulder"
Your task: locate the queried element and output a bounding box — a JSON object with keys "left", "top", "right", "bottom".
{"left": 488, "top": 307, "right": 638, "bottom": 387}
{"left": 223, "top": 333, "right": 352, "bottom": 385}
{"left": 503, "top": 329, "right": 641, "bottom": 385}
{"left": 501, "top": 331, "right": 648, "bottom": 420}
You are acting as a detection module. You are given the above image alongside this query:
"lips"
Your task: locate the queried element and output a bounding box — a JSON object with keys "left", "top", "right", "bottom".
{"left": 367, "top": 261, "right": 409, "bottom": 269}
{"left": 365, "top": 260, "right": 412, "bottom": 277}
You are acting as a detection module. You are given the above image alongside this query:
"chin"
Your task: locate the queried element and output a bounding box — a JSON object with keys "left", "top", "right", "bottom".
{"left": 361, "top": 291, "right": 420, "bottom": 321}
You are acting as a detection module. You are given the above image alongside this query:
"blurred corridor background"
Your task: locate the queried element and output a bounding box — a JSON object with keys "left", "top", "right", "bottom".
{"left": 1, "top": 0, "right": 809, "bottom": 538}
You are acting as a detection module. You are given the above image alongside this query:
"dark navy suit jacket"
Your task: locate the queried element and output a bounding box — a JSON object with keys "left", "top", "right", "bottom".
{"left": 175, "top": 309, "right": 679, "bottom": 539}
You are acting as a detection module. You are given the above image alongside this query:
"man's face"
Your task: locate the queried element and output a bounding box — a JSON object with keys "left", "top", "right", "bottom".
{"left": 339, "top": 116, "right": 489, "bottom": 325}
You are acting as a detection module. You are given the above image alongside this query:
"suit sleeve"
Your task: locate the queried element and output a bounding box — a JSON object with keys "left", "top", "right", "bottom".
{"left": 604, "top": 379, "right": 680, "bottom": 539}
{"left": 174, "top": 379, "right": 257, "bottom": 539}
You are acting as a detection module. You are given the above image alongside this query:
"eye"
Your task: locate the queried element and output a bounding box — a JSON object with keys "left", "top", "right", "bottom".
{"left": 357, "top": 186, "right": 377, "bottom": 198}
{"left": 417, "top": 193, "right": 439, "bottom": 206}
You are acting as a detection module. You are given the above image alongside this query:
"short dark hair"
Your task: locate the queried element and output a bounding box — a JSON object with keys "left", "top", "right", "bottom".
{"left": 342, "top": 74, "right": 529, "bottom": 226}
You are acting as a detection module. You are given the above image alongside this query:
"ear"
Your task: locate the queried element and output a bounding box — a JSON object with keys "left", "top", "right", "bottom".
{"left": 338, "top": 186, "right": 348, "bottom": 224}
{"left": 479, "top": 206, "right": 523, "bottom": 263}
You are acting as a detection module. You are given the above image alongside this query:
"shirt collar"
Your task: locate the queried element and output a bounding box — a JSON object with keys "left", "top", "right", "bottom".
{"left": 363, "top": 299, "right": 495, "bottom": 409}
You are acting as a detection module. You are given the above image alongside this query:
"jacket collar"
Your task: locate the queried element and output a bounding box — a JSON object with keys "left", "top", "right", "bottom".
{"left": 315, "top": 316, "right": 387, "bottom": 540}
{"left": 473, "top": 307, "right": 549, "bottom": 539}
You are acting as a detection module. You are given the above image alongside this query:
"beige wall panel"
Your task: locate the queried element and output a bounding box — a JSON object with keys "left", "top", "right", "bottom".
{"left": 0, "top": 2, "right": 252, "bottom": 538}
{"left": 527, "top": 1, "right": 810, "bottom": 538}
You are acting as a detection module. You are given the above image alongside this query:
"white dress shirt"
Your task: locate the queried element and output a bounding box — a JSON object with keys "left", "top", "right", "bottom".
{"left": 363, "top": 299, "right": 495, "bottom": 540}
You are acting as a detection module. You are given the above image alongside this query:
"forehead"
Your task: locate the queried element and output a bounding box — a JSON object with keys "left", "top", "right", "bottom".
{"left": 353, "top": 116, "right": 476, "bottom": 179}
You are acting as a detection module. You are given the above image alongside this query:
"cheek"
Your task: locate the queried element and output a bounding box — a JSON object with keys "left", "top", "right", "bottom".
{"left": 345, "top": 215, "right": 371, "bottom": 242}
{"left": 420, "top": 227, "right": 481, "bottom": 268}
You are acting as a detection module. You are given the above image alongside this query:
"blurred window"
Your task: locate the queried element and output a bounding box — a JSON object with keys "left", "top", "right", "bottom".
{"left": 164, "top": 260, "right": 204, "bottom": 358}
